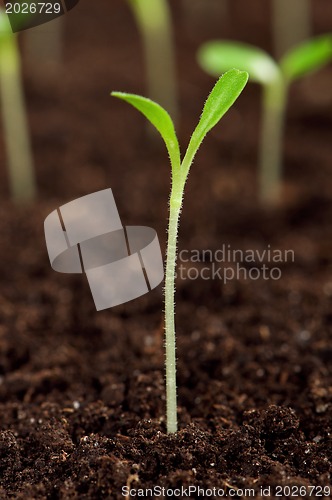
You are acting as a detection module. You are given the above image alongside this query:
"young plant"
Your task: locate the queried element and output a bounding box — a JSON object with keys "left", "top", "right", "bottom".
{"left": 0, "top": 10, "right": 36, "bottom": 201}
{"left": 198, "top": 35, "right": 332, "bottom": 205}
{"left": 127, "top": 0, "right": 178, "bottom": 123}
{"left": 112, "top": 69, "right": 248, "bottom": 433}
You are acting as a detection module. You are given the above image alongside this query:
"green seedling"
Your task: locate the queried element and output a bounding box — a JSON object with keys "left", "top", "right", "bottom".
{"left": 127, "top": 0, "right": 178, "bottom": 123}
{"left": 112, "top": 69, "right": 248, "bottom": 433}
{"left": 0, "top": 10, "right": 36, "bottom": 202}
{"left": 198, "top": 34, "right": 332, "bottom": 205}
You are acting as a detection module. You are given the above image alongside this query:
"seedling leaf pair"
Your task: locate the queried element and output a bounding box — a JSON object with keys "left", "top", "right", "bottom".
{"left": 112, "top": 69, "right": 248, "bottom": 433}
{"left": 112, "top": 68, "right": 248, "bottom": 177}
{"left": 198, "top": 34, "right": 332, "bottom": 87}
{"left": 198, "top": 34, "right": 332, "bottom": 204}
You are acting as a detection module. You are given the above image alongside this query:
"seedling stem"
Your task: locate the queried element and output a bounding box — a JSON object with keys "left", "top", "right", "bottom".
{"left": 260, "top": 75, "right": 287, "bottom": 203}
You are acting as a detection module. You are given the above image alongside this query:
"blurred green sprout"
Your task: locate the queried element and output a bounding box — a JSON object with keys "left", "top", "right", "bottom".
{"left": 272, "top": 0, "right": 311, "bottom": 59}
{"left": 127, "top": 0, "right": 178, "bottom": 123}
{"left": 0, "top": 9, "right": 36, "bottom": 202}
{"left": 112, "top": 69, "right": 248, "bottom": 433}
{"left": 198, "top": 34, "right": 332, "bottom": 205}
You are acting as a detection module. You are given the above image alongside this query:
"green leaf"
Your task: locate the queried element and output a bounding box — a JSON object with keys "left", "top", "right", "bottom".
{"left": 198, "top": 41, "right": 280, "bottom": 85}
{"left": 280, "top": 34, "right": 332, "bottom": 82}
{"left": 111, "top": 92, "right": 180, "bottom": 171}
{"left": 182, "top": 69, "right": 248, "bottom": 172}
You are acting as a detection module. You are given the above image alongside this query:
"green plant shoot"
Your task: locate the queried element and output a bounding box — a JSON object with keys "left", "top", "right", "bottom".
{"left": 112, "top": 69, "right": 248, "bottom": 433}
{"left": 0, "top": 10, "right": 36, "bottom": 202}
{"left": 198, "top": 34, "right": 332, "bottom": 205}
{"left": 127, "top": 0, "right": 178, "bottom": 123}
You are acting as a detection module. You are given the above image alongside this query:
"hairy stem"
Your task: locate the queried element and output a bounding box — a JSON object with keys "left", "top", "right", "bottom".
{"left": 164, "top": 171, "right": 185, "bottom": 433}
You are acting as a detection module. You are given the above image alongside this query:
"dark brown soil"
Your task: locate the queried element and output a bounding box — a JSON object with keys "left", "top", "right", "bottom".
{"left": 0, "top": 1, "right": 331, "bottom": 498}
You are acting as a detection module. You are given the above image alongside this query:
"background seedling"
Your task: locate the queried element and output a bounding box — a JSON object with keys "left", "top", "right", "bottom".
{"left": 25, "top": 17, "right": 63, "bottom": 68}
{"left": 198, "top": 35, "right": 332, "bottom": 205}
{"left": 181, "top": 0, "right": 229, "bottom": 38}
{"left": 272, "top": 0, "right": 311, "bottom": 59}
{"left": 0, "top": 9, "right": 36, "bottom": 202}
{"left": 112, "top": 69, "right": 248, "bottom": 433}
{"left": 127, "top": 0, "right": 178, "bottom": 123}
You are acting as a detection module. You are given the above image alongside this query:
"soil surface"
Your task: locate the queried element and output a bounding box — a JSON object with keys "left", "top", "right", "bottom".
{"left": 0, "top": 1, "right": 331, "bottom": 498}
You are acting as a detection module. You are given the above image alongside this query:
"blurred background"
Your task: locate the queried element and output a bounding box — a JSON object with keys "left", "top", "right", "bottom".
{"left": 0, "top": 0, "right": 331, "bottom": 215}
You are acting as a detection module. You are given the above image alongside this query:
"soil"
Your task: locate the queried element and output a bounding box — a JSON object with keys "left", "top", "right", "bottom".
{"left": 0, "top": 0, "right": 331, "bottom": 498}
